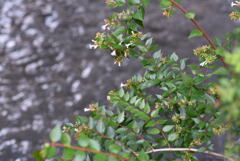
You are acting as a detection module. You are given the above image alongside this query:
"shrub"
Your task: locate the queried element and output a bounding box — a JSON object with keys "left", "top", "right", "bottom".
{"left": 33, "top": 0, "right": 240, "bottom": 160}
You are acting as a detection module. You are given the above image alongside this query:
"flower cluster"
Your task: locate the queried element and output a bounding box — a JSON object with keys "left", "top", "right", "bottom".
{"left": 120, "top": 79, "right": 133, "bottom": 89}
{"left": 89, "top": 32, "right": 106, "bottom": 49}
{"left": 229, "top": 1, "right": 240, "bottom": 21}
{"left": 229, "top": 11, "right": 240, "bottom": 21}
{"left": 162, "top": 6, "right": 174, "bottom": 18}
{"left": 193, "top": 45, "right": 217, "bottom": 66}
{"left": 84, "top": 104, "right": 97, "bottom": 112}
{"left": 213, "top": 126, "right": 226, "bottom": 135}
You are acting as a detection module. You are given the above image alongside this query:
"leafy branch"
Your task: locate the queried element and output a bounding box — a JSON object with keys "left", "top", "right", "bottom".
{"left": 147, "top": 147, "right": 234, "bottom": 161}
{"left": 49, "top": 143, "right": 129, "bottom": 161}
{"left": 168, "top": 0, "right": 228, "bottom": 67}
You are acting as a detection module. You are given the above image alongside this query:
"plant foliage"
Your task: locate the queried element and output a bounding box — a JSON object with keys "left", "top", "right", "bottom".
{"left": 34, "top": 0, "right": 240, "bottom": 160}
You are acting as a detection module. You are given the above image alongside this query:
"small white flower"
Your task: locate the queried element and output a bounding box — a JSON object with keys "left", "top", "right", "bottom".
{"left": 231, "top": 2, "right": 236, "bottom": 7}
{"left": 120, "top": 83, "right": 125, "bottom": 88}
{"left": 88, "top": 44, "right": 98, "bottom": 49}
{"left": 101, "top": 24, "right": 110, "bottom": 30}
{"left": 231, "top": 1, "right": 240, "bottom": 7}
{"left": 111, "top": 50, "right": 116, "bottom": 56}
{"left": 200, "top": 61, "right": 208, "bottom": 66}
{"left": 125, "top": 43, "right": 132, "bottom": 48}
{"left": 114, "top": 60, "right": 122, "bottom": 66}
{"left": 84, "top": 108, "right": 91, "bottom": 112}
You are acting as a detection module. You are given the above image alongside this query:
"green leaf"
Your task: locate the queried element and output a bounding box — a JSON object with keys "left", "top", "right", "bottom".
{"left": 117, "top": 112, "right": 125, "bottom": 123}
{"left": 160, "top": 0, "right": 172, "bottom": 8}
{"left": 158, "top": 120, "right": 167, "bottom": 124}
{"left": 185, "top": 11, "right": 196, "bottom": 19}
{"left": 107, "top": 127, "right": 115, "bottom": 138}
{"left": 119, "top": 88, "right": 125, "bottom": 97}
{"left": 198, "top": 147, "right": 206, "bottom": 152}
{"left": 147, "top": 128, "right": 160, "bottom": 135}
{"left": 179, "top": 108, "right": 186, "bottom": 120}
{"left": 142, "top": 0, "right": 150, "bottom": 6}
{"left": 140, "top": 80, "right": 161, "bottom": 89}
{"left": 145, "top": 38, "right": 153, "bottom": 47}
{"left": 135, "top": 110, "right": 150, "bottom": 120}
{"left": 96, "top": 119, "right": 105, "bottom": 134}
{"left": 78, "top": 133, "right": 90, "bottom": 147}
{"left": 130, "top": 96, "right": 137, "bottom": 104}
{"left": 205, "top": 94, "right": 215, "bottom": 104}
{"left": 89, "top": 139, "right": 101, "bottom": 151}
{"left": 108, "top": 156, "right": 119, "bottom": 161}
{"left": 133, "top": 7, "right": 145, "bottom": 22}
{"left": 151, "top": 109, "right": 159, "bottom": 118}
{"left": 46, "top": 146, "right": 57, "bottom": 158}
{"left": 188, "top": 29, "right": 203, "bottom": 38}
{"left": 138, "top": 151, "right": 149, "bottom": 161}
{"left": 113, "top": 26, "right": 126, "bottom": 37}
{"left": 144, "top": 103, "right": 151, "bottom": 113}
{"left": 153, "top": 50, "right": 162, "bottom": 59}
{"left": 145, "top": 121, "right": 156, "bottom": 127}
{"left": 163, "top": 125, "right": 174, "bottom": 133}
{"left": 117, "top": 0, "right": 126, "bottom": 2}
{"left": 182, "top": 73, "right": 193, "bottom": 86}
{"left": 137, "top": 45, "right": 148, "bottom": 53}
{"left": 50, "top": 125, "right": 62, "bottom": 142}
{"left": 132, "top": 121, "right": 140, "bottom": 133}
{"left": 134, "top": 98, "right": 142, "bottom": 106}
{"left": 192, "top": 118, "right": 200, "bottom": 124}
{"left": 128, "top": 0, "right": 140, "bottom": 5}
{"left": 170, "top": 53, "right": 179, "bottom": 61}
{"left": 116, "top": 127, "right": 127, "bottom": 133}
{"left": 213, "top": 67, "right": 229, "bottom": 76}
{"left": 127, "top": 21, "right": 138, "bottom": 31}
{"left": 139, "top": 99, "right": 145, "bottom": 109}
{"left": 108, "top": 144, "right": 121, "bottom": 153}
{"left": 63, "top": 148, "right": 75, "bottom": 160}
{"left": 88, "top": 117, "right": 95, "bottom": 129}
{"left": 124, "top": 92, "right": 130, "bottom": 101}
{"left": 168, "top": 133, "right": 179, "bottom": 142}
{"left": 73, "top": 151, "right": 86, "bottom": 161}
{"left": 180, "top": 58, "right": 187, "bottom": 70}
{"left": 61, "top": 133, "right": 71, "bottom": 145}
{"left": 94, "top": 153, "right": 108, "bottom": 161}
{"left": 32, "top": 150, "right": 44, "bottom": 161}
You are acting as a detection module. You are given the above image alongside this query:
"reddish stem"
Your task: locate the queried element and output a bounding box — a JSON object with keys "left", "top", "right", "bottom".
{"left": 169, "top": 0, "right": 228, "bottom": 68}
{"left": 49, "top": 143, "right": 129, "bottom": 161}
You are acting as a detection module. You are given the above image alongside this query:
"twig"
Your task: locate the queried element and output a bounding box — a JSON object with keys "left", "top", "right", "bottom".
{"left": 83, "top": 126, "right": 138, "bottom": 157}
{"left": 147, "top": 148, "right": 234, "bottom": 161}
{"left": 168, "top": 0, "right": 228, "bottom": 68}
{"left": 49, "top": 143, "right": 129, "bottom": 161}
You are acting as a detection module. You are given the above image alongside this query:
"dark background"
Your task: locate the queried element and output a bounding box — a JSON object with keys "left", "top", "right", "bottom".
{"left": 0, "top": 0, "right": 237, "bottom": 160}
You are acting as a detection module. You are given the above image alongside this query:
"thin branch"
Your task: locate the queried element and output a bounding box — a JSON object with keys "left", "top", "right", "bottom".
{"left": 168, "top": 0, "right": 228, "bottom": 68}
{"left": 49, "top": 143, "right": 129, "bottom": 161}
{"left": 80, "top": 125, "right": 138, "bottom": 157}
{"left": 147, "top": 148, "right": 234, "bottom": 161}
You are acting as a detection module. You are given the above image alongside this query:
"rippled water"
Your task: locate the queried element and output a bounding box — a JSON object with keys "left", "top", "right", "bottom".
{"left": 0, "top": 0, "right": 236, "bottom": 160}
